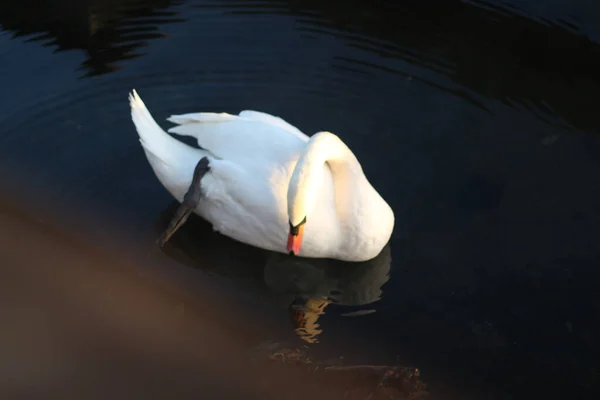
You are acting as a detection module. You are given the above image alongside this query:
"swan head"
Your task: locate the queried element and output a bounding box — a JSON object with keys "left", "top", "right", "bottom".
{"left": 286, "top": 152, "right": 322, "bottom": 256}
{"left": 287, "top": 216, "right": 307, "bottom": 256}
{"left": 287, "top": 180, "right": 316, "bottom": 256}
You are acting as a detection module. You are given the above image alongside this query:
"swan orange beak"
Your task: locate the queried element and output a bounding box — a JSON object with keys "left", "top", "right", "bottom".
{"left": 286, "top": 224, "right": 304, "bottom": 256}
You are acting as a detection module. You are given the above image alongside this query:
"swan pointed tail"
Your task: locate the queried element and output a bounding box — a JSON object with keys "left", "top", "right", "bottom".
{"left": 129, "top": 89, "right": 199, "bottom": 166}
{"left": 129, "top": 89, "right": 204, "bottom": 201}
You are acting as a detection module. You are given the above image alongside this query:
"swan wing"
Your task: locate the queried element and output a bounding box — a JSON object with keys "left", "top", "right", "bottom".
{"left": 168, "top": 110, "right": 308, "bottom": 141}
{"left": 237, "top": 110, "right": 309, "bottom": 141}
{"left": 166, "top": 110, "right": 308, "bottom": 163}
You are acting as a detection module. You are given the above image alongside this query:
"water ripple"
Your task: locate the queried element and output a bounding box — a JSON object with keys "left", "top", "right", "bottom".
{"left": 0, "top": 0, "right": 186, "bottom": 76}
{"left": 1, "top": 2, "right": 600, "bottom": 398}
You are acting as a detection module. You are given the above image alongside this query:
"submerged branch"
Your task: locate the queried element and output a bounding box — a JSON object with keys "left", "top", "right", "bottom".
{"left": 248, "top": 342, "right": 428, "bottom": 400}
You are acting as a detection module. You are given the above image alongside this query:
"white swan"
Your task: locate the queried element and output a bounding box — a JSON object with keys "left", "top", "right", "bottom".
{"left": 128, "top": 89, "right": 394, "bottom": 262}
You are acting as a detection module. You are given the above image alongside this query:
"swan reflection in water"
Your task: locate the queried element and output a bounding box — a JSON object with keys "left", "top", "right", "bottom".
{"left": 155, "top": 202, "right": 392, "bottom": 344}
{"left": 265, "top": 246, "right": 391, "bottom": 343}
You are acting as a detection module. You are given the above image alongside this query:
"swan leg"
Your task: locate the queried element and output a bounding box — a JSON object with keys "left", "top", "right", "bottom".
{"left": 157, "top": 157, "right": 210, "bottom": 247}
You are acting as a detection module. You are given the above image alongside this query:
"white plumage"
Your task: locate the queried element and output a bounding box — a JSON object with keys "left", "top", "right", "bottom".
{"left": 129, "top": 89, "right": 394, "bottom": 262}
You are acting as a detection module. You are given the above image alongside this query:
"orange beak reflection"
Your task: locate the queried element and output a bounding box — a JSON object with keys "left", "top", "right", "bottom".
{"left": 286, "top": 223, "right": 304, "bottom": 256}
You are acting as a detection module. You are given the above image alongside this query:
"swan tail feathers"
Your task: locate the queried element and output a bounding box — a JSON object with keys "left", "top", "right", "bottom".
{"left": 129, "top": 89, "right": 197, "bottom": 165}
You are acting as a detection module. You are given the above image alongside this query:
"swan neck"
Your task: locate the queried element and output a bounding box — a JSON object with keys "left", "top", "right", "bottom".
{"left": 287, "top": 132, "right": 359, "bottom": 227}
{"left": 302, "top": 132, "right": 357, "bottom": 172}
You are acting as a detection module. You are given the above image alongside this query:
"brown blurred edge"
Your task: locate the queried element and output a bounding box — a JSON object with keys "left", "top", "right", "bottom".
{"left": 0, "top": 174, "right": 386, "bottom": 400}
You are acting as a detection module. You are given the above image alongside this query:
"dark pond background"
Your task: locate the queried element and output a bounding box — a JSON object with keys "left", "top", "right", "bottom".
{"left": 1, "top": 0, "right": 599, "bottom": 399}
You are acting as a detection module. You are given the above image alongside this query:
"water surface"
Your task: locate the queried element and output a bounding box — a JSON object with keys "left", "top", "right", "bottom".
{"left": 1, "top": 0, "right": 599, "bottom": 398}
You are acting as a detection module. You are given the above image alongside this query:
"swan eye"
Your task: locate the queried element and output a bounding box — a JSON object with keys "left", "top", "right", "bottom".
{"left": 289, "top": 216, "right": 307, "bottom": 236}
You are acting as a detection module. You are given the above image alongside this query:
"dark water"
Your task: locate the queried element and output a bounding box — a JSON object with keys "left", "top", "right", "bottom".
{"left": 1, "top": 0, "right": 600, "bottom": 398}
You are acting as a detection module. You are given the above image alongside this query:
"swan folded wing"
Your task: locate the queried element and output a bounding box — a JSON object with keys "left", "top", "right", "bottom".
{"left": 168, "top": 110, "right": 308, "bottom": 141}
{"left": 166, "top": 114, "right": 306, "bottom": 164}
{"left": 237, "top": 110, "right": 309, "bottom": 141}
{"left": 166, "top": 112, "right": 239, "bottom": 125}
